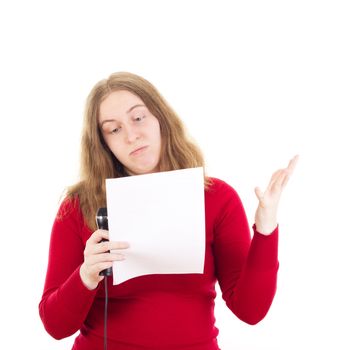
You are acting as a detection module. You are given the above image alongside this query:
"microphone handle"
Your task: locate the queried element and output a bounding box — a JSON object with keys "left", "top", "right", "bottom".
{"left": 99, "top": 238, "right": 113, "bottom": 277}
{"left": 96, "top": 208, "right": 113, "bottom": 277}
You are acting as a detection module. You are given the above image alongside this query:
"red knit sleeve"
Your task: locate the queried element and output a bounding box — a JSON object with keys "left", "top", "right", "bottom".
{"left": 212, "top": 180, "right": 279, "bottom": 325}
{"left": 39, "top": 197, "right": 97, "bottom": 339}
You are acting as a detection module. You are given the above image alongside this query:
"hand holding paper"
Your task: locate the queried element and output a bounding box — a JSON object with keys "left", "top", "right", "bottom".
{"left": 106, "top": 167, "right": 206, "bottom": 285}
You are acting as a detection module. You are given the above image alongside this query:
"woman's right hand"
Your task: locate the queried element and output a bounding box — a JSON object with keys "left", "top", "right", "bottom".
{"left": 79, "top": 229, "right": 130, "bottom": 290}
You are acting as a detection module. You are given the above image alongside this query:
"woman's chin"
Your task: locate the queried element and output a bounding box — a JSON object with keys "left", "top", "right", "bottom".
{"left": 125, "top": 163, "right": 160, "bottom": 176}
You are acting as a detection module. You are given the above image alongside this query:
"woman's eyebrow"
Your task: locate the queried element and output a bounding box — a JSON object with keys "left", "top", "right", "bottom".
{"left": 100, "top": 119, "right": 116, "bottom": 128}
{"left": 100, "top": 104, "right": 146, "bottom": 127}
{"left": 126, "top": 104, "right": 145, "bottom": 113}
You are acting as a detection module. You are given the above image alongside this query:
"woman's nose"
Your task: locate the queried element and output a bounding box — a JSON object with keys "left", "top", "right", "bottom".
{"left": 124, "top": 125, "right": 140, "bottom": 143}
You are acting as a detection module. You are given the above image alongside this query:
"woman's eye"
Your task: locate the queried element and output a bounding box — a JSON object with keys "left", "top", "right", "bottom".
{"left": 111, "top": 127, "right": 120, "bottom": 134}
{"left": 134, "top": 115, "right": 145, "bottom": 122}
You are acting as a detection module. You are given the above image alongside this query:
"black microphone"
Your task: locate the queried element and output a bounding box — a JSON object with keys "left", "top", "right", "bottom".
{"left": 96, "top": 207, "right": 113, "bottom": 277}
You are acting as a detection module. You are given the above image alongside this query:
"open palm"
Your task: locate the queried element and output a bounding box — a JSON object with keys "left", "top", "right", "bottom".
{"left": 254, "top": 155, "right": 299, "bottom": 234}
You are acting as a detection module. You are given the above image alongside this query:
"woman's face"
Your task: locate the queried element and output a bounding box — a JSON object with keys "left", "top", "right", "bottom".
{"left": 99, "top": 90, "right": 162, "bottom": 175}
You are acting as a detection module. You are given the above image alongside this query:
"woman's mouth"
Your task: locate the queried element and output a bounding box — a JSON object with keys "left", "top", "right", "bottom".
{"left": 130, "top": 146, "right": 148, "bottom": 156}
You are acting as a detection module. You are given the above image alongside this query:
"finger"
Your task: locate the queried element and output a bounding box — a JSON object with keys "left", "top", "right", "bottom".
{"left": 281, "top": 172, "right": 291, "bottom": 188}
{"left": 93, "top": 258, "right": 125, "bottom": 275}
{"left": 87, "top": 252, "right": 126, "bottom": 266}
{"left": 87, "top": 229, "right": 109, "bottom": 244}
{"left": 271, "top": 169, "right": 282, "bottom": 181}
{"left": 272, "top": 169, "right": 289, "bottom": 190}
{"left": 267, "top": 169, "right": 284, "bottom": 192}
{"left": 109, "top": 241, "right": 130, "bottom": 250}
{"left": 92, "top": 261, "right": 114, "bottom": 276}
{"left": 84, "top": 231, "right": 109, "bottom": 255}
{"left": 271, "top": 155, "right": 299, "bottom": 182}
{"left": 90, "top": 241, "right": 130, "bottom": 255}
{"left": 286, "top": 154, "right": 299, "bottom": 174}
{"left": 254, "top": 186, "right": 264, "bottom": 201}
{"left": 262, "top": 156, "right": 299, "bottom": 195}
{"left": 280, "top": 155, "right": 299, "bottom": 187}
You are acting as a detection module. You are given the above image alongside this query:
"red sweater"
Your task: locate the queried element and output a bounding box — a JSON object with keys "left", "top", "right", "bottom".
{"left": 39, "top": 178, "right": 279, "bottom": 349}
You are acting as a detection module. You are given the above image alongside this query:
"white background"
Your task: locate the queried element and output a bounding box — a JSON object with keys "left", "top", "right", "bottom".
{"left": 0, "top": 1, "right": 349, "bottom": 349}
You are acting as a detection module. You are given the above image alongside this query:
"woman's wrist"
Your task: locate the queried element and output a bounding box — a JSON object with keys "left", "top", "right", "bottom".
{"left": 255, "top": 211, "right": 277, "bottom": 235}
{"left": 255, "top": 206, "right": 278, "bottom": 235}
{"left": 79, "top": 264, "right": 99, "bottom": 291}
{"left": 255, "top": 221, "right": 278, "bottom": 235}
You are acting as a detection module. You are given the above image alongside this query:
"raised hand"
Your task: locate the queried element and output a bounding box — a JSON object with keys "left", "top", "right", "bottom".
{"left": 254, "top": 155, "right": 299, "bottom": 235}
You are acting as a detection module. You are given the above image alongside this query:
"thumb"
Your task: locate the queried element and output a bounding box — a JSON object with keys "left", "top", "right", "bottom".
{"left": 254, "top": 186, "right": 264, "bottom": 201}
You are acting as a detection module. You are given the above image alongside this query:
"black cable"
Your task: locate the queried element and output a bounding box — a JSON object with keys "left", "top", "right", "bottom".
{"left": 104, "top": 276, "right": 108, "bottom": 350}
{"left": 96, "top": 207, "right": 111, "bottom": 350}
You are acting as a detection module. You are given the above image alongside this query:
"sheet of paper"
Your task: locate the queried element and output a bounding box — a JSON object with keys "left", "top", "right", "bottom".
{"left": 106, "top": 167, "right": 205, "bottom": 285}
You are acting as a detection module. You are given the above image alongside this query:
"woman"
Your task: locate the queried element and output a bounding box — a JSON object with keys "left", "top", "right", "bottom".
{"left": 39, "top": 71, "right": 298, "bottom": 349}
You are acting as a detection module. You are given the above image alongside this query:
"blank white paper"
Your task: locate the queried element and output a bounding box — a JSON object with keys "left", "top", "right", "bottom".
{"left": 105, "top": 167, "right": 205, "bottom": 285}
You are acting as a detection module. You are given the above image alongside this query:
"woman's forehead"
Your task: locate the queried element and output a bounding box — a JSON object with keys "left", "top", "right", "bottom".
{"left": 99, "top": 90, "right": 146, "bottom": 121}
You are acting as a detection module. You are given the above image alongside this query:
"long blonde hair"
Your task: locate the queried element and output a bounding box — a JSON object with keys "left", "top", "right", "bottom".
{"left": 67, "top": 72, "right": 210, "bottom": 230}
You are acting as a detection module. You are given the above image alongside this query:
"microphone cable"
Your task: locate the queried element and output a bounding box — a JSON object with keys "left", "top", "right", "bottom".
{"left": 103, "top": 276, "right": 109, "bottom": 350}
{"left": 96, "top": 207, "right": 112, "bottom": 350}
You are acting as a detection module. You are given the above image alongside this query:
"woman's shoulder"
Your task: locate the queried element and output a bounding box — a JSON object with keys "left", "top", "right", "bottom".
{"left": 206, "top": 176, "right": 241, "bottom": 204}
{"left": 56, "top": 193, "right": 82, "bottom": 223}
{"left": 206, "top": 176, "right": 238, "bottom": 194}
